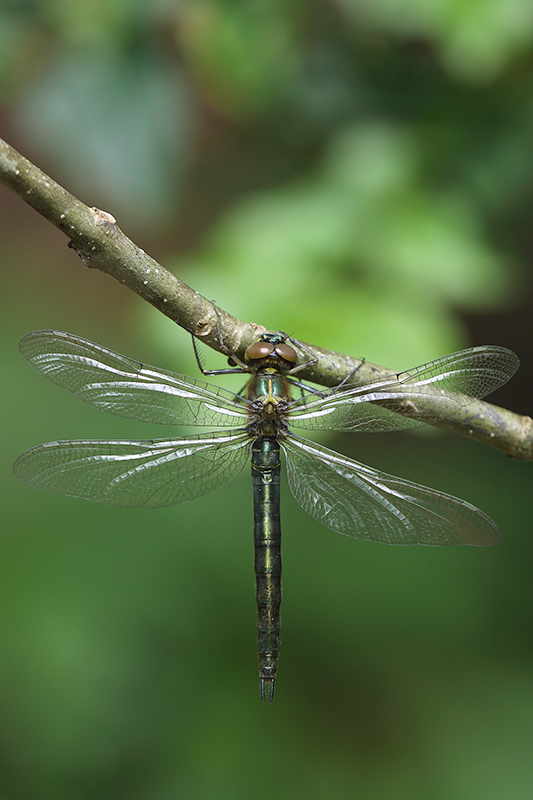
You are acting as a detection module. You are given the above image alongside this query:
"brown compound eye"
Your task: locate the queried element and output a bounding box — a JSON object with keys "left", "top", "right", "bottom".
{"left": 275, "top": 343, "right": 297, "bottom": 364}
{"left": 246, "top": 341, "right": 275, "bottom": 360}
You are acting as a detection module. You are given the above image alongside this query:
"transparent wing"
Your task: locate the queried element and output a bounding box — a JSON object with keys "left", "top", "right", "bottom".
{"left": 287, "top": 346, "right": 519, "bottom": 433}
{"left": 282, "top": 436, "right": 499, "bottom": 546}
{"left": 20, "top": 331, "right": 251, "bottom": 427}
{"left": 14, "top": 430, "right": 251, "bottom": 508}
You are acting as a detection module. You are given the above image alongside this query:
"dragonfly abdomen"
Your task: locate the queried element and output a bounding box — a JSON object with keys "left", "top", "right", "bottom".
{"left": 251, "top": 436, "right": 282, "bottom": 704}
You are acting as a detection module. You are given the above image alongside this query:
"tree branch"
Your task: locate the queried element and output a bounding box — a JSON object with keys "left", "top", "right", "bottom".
{"left": 1, "top": 136, "right": 531, "bottom": 460}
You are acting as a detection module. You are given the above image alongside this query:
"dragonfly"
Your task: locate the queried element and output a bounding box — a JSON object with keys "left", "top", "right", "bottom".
{"left": 14, "top": 330, "right": 519, "bottom": 702}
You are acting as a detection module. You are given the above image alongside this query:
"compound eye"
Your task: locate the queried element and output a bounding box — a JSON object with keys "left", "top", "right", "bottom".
{"left": 275, "top": 343, "right": 297, "bottom": 363}
{"left": 246, "top": 341, "right": 275, "bottom": 360}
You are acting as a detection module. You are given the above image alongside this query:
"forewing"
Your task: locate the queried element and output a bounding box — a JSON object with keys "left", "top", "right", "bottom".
{"left": 14, "top": 430, "right": 250, "bottom": 508}
{"left": 20, "top": 331, "right": 250, "bottom": 427}
{"left": 288, "top": 345, "right": 519, "bottom": 433}
{"left": 282, "top": 436, "right": 499, "bottom": 546}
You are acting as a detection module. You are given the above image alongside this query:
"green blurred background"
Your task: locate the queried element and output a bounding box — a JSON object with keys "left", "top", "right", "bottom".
{"left": 1, "top": 1, "right": 533, "bottom": 798}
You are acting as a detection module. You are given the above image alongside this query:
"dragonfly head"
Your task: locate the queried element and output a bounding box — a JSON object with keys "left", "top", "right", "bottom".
{"left": 244, "top": 333, "right": 297, "bottom": 371}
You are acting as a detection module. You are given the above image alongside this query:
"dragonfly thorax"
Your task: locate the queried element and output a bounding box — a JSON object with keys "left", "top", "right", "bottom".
{"left": 245, "top": 370, "right": 291, "bottom": 440}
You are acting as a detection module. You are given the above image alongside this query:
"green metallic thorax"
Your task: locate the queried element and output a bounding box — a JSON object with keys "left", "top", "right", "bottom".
{"left": 245, "top": 369, "right": 292, "bottom": 437}
{"left": 246, "top": 369, "right": 293, "bottom": 403}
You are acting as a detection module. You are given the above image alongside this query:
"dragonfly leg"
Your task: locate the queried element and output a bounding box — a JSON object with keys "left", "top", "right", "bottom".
{"left": 278, "top": 332, "right": 318, "bottom": 377}
{"left": 329, "top": 357, "right": 366, "bottom": 392}
{"left": 286, "top": 377, "right": 326, "bottom": 398}
{"left": 189, "top": 303, "right": 248, "bottom": 377}
{"left": 212, "top": 302, "right": 249, "bottom": 370}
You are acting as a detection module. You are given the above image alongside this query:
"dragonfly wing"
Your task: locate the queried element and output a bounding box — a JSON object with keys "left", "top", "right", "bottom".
{"left": 282, "top": 436, "right": 499, "bottom": 546}
{"left": 289, "top": 399, "right": 423, "bottom": 433}
{"left": 14, "top": 430, "right": 251, "bottom": 508}
{"left": 20, "top": 331, "right": 250, "bottom": 427}
{"left": 288, "top": 345, "right": 519, "bottom": 432}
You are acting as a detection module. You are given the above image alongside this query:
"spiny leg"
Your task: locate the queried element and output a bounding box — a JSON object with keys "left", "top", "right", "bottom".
{"left": 190, "top": 302, "right": 248, "bottom": 377}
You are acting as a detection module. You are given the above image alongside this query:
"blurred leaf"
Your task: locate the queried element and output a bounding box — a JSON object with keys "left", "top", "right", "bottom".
{"left": 176, "top": 0, "right": 301, "bottom": 114}
{"left": 12, "top": 45, "right": 191, "bottom": 229}
{"left": 42, "top": 0, "right": 166, "bottom": 47}
{"left": 281, "top": 42, "right": 364, "bottom": 138}
{"left": 0, "top": 7, "right": 35, "bottom": 96}
{"left": 365, "top": 190, "right": 511, "bottom": 308}
{"left": 322, "top": 122, "right": 419, "bottom": 197}
{"left": 337, "top": 0, "right": 533, "bottom": 81}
